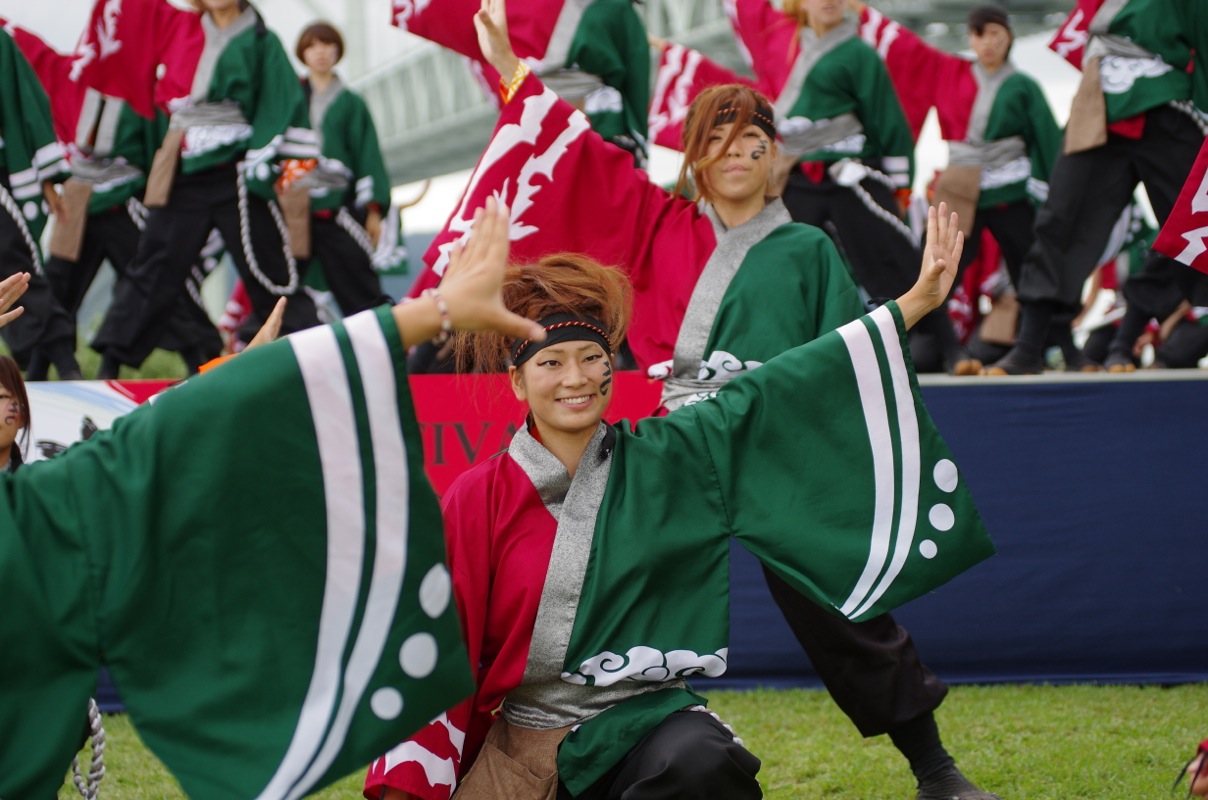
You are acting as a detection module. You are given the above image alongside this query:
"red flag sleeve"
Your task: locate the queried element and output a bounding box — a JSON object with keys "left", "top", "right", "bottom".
{"left": 649, "top": 42, "right": 753, "bottom": 152}
{"left": 726, "top": 0, "right": 799, "bottom": 98}
{"left": 6, "top": 25, "right": 83, "bottom": 145}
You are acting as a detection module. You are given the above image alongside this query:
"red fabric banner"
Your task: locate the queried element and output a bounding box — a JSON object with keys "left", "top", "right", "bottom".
{"left": 1154, "top": 138, "right": 1208, "bottom": 274}
{"left": 5, "top": 23, "right": 85, "bottom": 146}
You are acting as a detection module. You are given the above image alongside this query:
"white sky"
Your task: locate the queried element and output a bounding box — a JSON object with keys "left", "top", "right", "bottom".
{"left": 1, "top": 1, "right": 1080, "bottom": 232}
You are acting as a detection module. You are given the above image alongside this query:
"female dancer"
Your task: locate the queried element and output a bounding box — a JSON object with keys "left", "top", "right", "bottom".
{"left": 294, "top": 20, "right": 393, "bottom": 316}
{"left": 367, "top": 190, "right": 987, "bottom": 800}
{"left": 403, "top": 3, "right": 1000, "bottom": 797}
{"left": 0, "top": 355, "right": 30, "bottom": 472}
{"left": 92, "top": 0, "right": 321, "bottom": 378}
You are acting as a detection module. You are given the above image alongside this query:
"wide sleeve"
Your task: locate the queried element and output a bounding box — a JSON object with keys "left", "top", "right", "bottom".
{"left": 683, "top": 302, "right": 994, "bottom": 621}
{"left": 564, "top": 0, "right": 651, "bottom": 163}
{"left": 6, "top": 24, "right": 84, "bottom": 147}
{"left": 727, "top": 0, "right": 799, "bottom": 97}
{"left": 649, "top": 42, "right": 754, "bottom": 152}
{"left": 243, "top": 30, "right": 319, "bottom": 195}
{"left": 856, "top": 4, "right": 962, "bottom": 141}
{"left": 347, "top": 92, "right": 393, "bottom": 211}
{"left": 0, "top": 307, "right": 473, "bottom": 799}
{"left": 364, "top": 473, "right": 494, "bottom": 800}
{"left": 1020, "top": 76, "right": 1062, "bottom": 196}
{"left": 854, "top": 50, "right": 915, "bottom": 189}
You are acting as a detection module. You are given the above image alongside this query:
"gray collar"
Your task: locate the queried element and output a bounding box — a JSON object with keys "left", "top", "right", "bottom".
{"left": 193, "top": 7, "right": 258, "bottom": 101}
{"left": 775, "top": 17, "right": 857, "bottom": 117}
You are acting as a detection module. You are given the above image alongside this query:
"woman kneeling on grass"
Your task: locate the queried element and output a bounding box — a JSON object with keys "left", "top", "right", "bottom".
{"left": 366, "top": 203, "right": 996, "bottom": 800}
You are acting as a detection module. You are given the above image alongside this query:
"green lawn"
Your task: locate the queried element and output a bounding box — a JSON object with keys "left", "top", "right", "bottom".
{"left": 60, "top": 683, "right": 1207, "bottom": 799}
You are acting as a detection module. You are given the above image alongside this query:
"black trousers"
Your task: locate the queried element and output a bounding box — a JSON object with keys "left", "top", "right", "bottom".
{"left": 93, "top": 163, "right": 319, "bottom": 367}
{"left": 0, "top": 199, "right": 76, "bottom": 366}
{"left": 310, "top": 213, "right": 392, "bottom": 315}
{"left": 782, "top": 168, "right": 919, "bottom": 301}
{"left": 1017, "top": 105, "right": 1206, "bottom": 312}
{"left": 762, "top": 564, "right": 948, "bottom": 737}
{"left": 558, "top": 711, "right": 762, "bottom": 800}
{"left": 44, "top": 206, "right": 221, "bottom": 357}
{"left": 958, "top": 201, "right": 1036, "bottom": 290}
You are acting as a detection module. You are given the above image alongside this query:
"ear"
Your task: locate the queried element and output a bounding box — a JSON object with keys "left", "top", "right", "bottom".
{"left": 508, "top": 365, "right": 527, "bottom": 403}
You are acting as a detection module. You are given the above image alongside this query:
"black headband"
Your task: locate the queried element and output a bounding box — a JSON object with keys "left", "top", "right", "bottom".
{"left": 714, "top": 104, "right": 777, "bottom": 139}
{"left": 510, "top": 314, "right": 612, "bottom": 368}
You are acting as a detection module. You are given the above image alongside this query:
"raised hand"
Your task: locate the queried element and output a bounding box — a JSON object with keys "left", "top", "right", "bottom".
{"left": 474, "top": 0, "right": 520, "bottom": 79}
{"left": 0, "top": 272, "right": 30, "bottom": 329}
{"left": 897, "top": 203, "right": 963, "bottom": 329}
{"left": 392, "top": 198, "right": 544, "bottom": 347}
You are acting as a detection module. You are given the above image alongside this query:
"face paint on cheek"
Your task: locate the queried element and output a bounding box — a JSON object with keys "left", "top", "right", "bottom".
{"left": 600, "top": 361, "right": 613, "bottom": 397}
{"left": 751, "top": 139, "right": 769, "bottom": 160}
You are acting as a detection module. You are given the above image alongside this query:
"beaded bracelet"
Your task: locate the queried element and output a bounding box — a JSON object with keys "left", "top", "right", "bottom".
{"left": 421, "top": 287, "right": 453, "bottom": 345}
{"left": 498, "top": 61, "right": 532, "bottom": 104}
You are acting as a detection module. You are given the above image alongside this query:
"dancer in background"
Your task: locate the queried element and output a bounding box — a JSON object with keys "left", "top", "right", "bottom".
{"left": 85, "top": 0, "right": 321, "bottom": 379}
{"left": 0, "top": 25, "right": 79, "bottom": 378}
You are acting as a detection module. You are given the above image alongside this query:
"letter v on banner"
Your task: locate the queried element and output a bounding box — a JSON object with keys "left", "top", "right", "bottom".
{"left": 1155, "top": 138, "right": 1208, "bottom": 275}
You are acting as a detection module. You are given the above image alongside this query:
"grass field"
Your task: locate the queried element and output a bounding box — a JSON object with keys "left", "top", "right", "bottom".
{"left": 60, "top": 683, "right": 1207, "bottom": 799}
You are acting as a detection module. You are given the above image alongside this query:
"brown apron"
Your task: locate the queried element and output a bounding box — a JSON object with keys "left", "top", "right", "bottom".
{"left": 275, "top": 185, "right": 311, "bottom": 259}
{"left": 932, "top": 165, "right": 981, "bottom": 238}
{"left": 979, "top": 291, "right": 1020, "bottom": 346}
{"left": 1064, "top": 56, "right": 1108, "bottom": 155}
{"left": 48, "top": 179, "right": 94, "bottom": 262}
{"left": 454, "top": 718, "right": 572, "bottom": 800}
{"left": 144, "top": 128, "right": 185, "bottom": 208}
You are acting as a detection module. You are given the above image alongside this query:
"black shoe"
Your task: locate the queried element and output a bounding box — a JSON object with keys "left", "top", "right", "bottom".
{"left": 915, "top": 766, "right": 1001, "bottom": 800}
{"left": 982, "top": 346, "right": 1044, "bottom": 376}
{"left": 96, "top": 355, "right": 122, "bottom": 381}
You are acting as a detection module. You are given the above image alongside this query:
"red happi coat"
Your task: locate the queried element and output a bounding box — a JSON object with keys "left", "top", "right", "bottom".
{"left": 363, "top": 447, "right": 563, "bottom": 800}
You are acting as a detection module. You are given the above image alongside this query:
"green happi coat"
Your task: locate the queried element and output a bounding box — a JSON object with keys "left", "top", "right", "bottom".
{"left": 305, "top": 76, "right": 391, "bottom": 214}
{"left": 0, "top": 307, "right": 472, "bottom": 799}
{"left": 652, "top": 199, "right": 867, "bottom": 409}
{"left": 0, "top": 27, "right": 69, "bottom": 242}
{"left": 179, "top": 6, "right": 316, "bottom": 198}
{"left": 776, "top": 20, "right": 914, "bottom": 188}
{"left": 970, "top": 69, "right": 1061, "bottom": 208}
{"left": 539, "top": 0, "right": 650, "bottom": 165}
{"left": 76, "top": 98, "right": 162, "bottom": 215}
{"left": 1087, "top": 0, "right": 1208, "bottom": 123}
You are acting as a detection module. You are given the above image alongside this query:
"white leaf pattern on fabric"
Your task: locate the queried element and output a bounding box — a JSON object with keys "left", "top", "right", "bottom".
{"left": 183, "top": 124, "right": 254, "bottom": 156}
{"left": 563, "top": 646, "right": 729, "bottom": 686}
{"left": 1098, "top": 55, "right": 1173, "bottom": 94}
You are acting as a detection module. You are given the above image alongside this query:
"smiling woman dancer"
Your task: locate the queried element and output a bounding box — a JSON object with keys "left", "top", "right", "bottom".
{"left": 367, "top": 199, "right": 990, "bottom": 800}
{"left": 394, "top": 1, "right": 999, "bottom": 797}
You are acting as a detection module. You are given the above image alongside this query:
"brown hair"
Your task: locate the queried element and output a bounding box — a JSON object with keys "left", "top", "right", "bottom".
{"left": 0, "top": 356, "right": 31, "bottom": 465}
{"left": 675, "top": 83, "right": 777, "bottom": 203}
{"left": 456, "top": 253, "right": 633, "bottom": 373}
{"left": 296, "top": 21, "right": 345, "bottom": 64}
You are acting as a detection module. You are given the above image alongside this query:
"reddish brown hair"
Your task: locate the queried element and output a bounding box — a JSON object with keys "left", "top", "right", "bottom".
{"left": 456, "top": 253, "right": 633, "bottom": 373}
{"left": 675, "top": 83, "right": 777, "bottom": 203}
{"left": 0, "top": 356, "right": 30, "bottom": 464}
{"left": 296, "top": 21, "right": 345, "bottom": 64}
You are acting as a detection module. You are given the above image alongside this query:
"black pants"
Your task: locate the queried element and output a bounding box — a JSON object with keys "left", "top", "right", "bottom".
{"left": 762, "top": 564, "right": 948, "bottom": 737}
{"left": 559, "top": 711, "right": 762, "bottom": 800}
{"left": 782, "top": 168, "right": 919, "bottom": 301}
{"left": 94, "top": 163, "right": 319, "bottom": 367}
{"left": 44, "top": 206, "right": 221, "bottom": 357}
{"left": 958, "top": 201, "right": 1036, "bottom": 290}
{"left": 310, "top": 213, "right": 392, "bottom": 315}
{"left": 1017, "top": 105, "right": 1206, "bottom": 312}
{"left": 0, "top": 200, "right": 76, "bottom": 366}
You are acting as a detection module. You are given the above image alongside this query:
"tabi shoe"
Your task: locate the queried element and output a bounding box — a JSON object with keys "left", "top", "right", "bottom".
{"left": 946, "top": 349, "right": 983, "bottom": 376}
{"left": 1063, "top": 350, "right": 1103, "bottom": 373}
{"left": 1103, "top": 351, "right": 1137, "bottom": 373}
{"left": 981, "top": 346, "right": 1044, "bottom": 376}
{"left": 915, "top": 766, "right": 1002, "bottom": 800}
